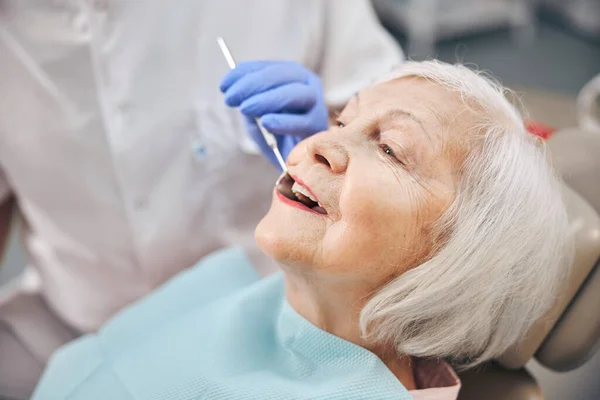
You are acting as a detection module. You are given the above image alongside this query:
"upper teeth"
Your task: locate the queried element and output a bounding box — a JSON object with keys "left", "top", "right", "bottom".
{"left": 292, "top": 182, "right": 318, "bottom": 203}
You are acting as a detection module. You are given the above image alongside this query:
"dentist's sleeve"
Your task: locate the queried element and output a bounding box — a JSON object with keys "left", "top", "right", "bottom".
{"left": 318, "top": 0, "right": 404, "bottom": 108}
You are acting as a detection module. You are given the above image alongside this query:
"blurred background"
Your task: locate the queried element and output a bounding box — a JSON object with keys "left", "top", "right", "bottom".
{"left": 1, "top": 0, "right": 599, "bottom": 399}
{"left": 374, "top": 0, "right": 599, "bottom": 94}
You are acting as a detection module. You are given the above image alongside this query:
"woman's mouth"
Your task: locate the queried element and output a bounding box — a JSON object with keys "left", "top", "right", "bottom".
{"left": 276, "top": 173, "right": 327, "bottom": 215}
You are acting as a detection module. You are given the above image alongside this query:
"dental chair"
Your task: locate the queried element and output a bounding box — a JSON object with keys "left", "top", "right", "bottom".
{"left": 546, "top": 73, "right": 600, "bottom": 215}
{"left": 458, "top": 184, "right": 600, "bottom": 400}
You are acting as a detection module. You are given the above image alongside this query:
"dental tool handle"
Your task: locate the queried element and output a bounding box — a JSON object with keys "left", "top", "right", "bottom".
{"left": 217, "top": 37, "right": 288, "bottom": 172}
{"left": 256, "top": 119, "right": 287, "bottom": 171}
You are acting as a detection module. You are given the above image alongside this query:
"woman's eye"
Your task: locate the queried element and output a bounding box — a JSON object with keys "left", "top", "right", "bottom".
{"left": 380, "top": 144, "right": 396, "bottom": 159}
{"left": 336, "top": 120, "right": 345, "bottom": 128}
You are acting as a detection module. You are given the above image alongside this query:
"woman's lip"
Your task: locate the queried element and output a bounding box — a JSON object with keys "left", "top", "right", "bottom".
{"left": 289, "top": 174, "right": 321, "bottom": 203}
{"left": 275, "top": 189, "right": 325, "bottom": 216}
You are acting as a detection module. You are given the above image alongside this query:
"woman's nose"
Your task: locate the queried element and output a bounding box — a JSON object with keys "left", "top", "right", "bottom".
{"left": 288, "top": 132, "right": 349, "bottom": 173}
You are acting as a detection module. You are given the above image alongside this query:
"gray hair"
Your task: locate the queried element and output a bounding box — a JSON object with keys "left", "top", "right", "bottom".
{"left": 360, "top": 61, "right": 572, "bottom": 368}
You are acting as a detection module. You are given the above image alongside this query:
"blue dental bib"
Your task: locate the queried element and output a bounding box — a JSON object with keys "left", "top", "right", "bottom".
{"left": 33, "top": 248, "right": 412, "bottom": 400}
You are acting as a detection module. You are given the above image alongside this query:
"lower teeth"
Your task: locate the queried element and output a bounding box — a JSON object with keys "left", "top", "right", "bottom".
{"left": 294, "top": 192, "right": 318, "bottom": 208}
{"left": 276, "top": 173, "right": 327, "bottom": 214}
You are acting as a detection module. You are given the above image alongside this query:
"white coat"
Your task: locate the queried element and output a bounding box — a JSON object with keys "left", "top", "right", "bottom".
{"left": 0, "top": 0, "right": 404, "bottom": 332}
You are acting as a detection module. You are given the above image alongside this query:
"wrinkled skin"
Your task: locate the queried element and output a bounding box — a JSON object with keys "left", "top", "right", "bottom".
{"left": 256, "top": 77, "right": 474, "bottom": 289}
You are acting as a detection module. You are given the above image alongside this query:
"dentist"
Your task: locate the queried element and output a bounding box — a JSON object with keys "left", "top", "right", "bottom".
{"left": 0, "top": 0, "right": 403, "bottom": 397}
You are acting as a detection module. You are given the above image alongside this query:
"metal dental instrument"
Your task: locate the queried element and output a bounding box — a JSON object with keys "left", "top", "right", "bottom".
{"left": 217, "top": 37, "right": 288, "bottom": 172}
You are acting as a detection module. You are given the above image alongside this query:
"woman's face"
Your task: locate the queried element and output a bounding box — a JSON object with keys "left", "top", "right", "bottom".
{"left": 256, "top": 77, "right": 472, "bottom": 287}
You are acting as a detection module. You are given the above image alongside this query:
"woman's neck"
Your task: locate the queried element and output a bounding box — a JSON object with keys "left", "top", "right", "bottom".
{"left": 282, "top": 268, "right": 416, "bottom": 390}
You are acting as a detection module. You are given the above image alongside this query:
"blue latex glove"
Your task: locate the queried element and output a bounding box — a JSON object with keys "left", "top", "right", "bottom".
{"left": 220, "top": 61, "right": 328, "bottom": 168}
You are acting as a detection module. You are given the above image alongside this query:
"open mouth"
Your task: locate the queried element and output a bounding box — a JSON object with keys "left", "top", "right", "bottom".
{"left": 276, "top": 173, "right": 328, "bottom": 215}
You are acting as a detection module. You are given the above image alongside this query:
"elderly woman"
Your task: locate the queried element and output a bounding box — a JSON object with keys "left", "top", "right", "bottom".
{"left": 32, "top": 61, "right": 570, "bottom": 400}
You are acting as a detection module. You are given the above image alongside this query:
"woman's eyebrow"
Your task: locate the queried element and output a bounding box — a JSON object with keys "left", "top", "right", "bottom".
{"left": 383, "top": 109, "right": 433, "bottom": 144}
{"left": 385, "top": 108, "right": 419, "bottom": 122}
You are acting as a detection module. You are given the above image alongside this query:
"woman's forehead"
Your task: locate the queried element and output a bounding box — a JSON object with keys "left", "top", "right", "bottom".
{"left": 352, "top": 78, "right": 476, "bottom": 144}
{"left": 356, "top": 77, "right": 461, "bottom": 117}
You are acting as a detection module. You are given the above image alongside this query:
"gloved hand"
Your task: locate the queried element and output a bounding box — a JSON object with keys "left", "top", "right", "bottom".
{"left": 220, "top": 61, "right": 328, "bottom": 168}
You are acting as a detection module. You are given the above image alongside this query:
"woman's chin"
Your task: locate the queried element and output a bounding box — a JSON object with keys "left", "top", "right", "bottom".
{"left": 255, "top": 210, "right": 319, "bottom": 266}
{"left": 255, "top": 214, "right": 290, "bottom": 262}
